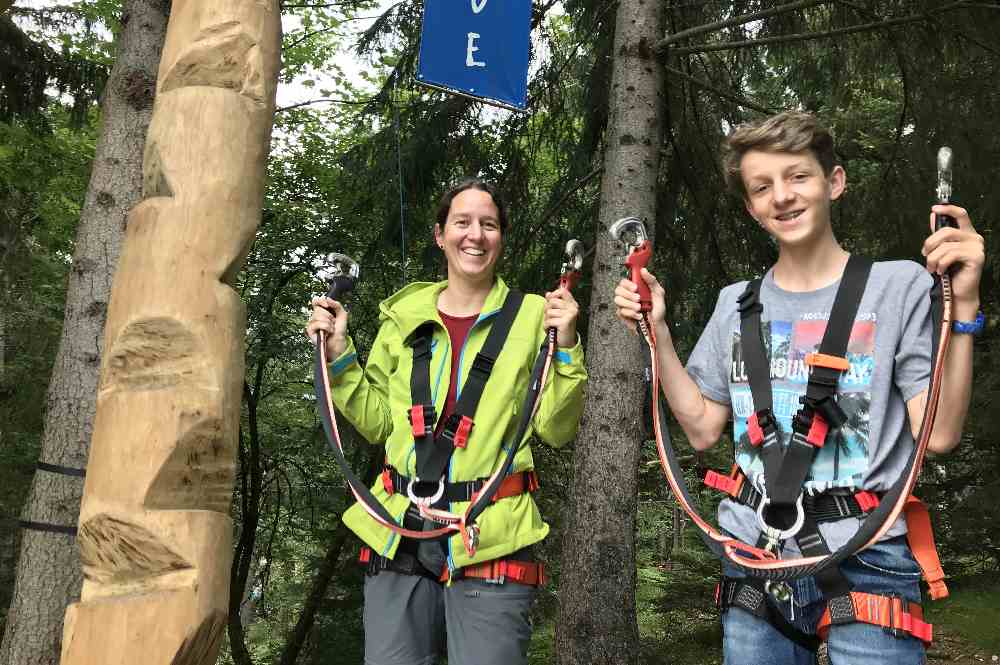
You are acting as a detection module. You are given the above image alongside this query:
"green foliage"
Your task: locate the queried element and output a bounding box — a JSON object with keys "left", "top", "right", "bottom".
{"left": 5, "top": 0, "right": 1000, "bottom": 662}
{"left": 0, "top": 105, "right": 97, "bottom": 628}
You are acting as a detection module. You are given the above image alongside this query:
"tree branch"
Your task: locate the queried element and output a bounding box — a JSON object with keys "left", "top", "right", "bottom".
{"left": 0, "top": 1, "right": 15, "bottom": 16}
{"left": 656, "top": 0, "right": 833, "bottom": 50}
{"left": 665, "top": 1, "right": 970, "bottom": 56}
{"left": 276, "top": 96, "right": 376, "bottom": 112}
{"left": 664, "top": 65, "right": 775, "bottom": 115}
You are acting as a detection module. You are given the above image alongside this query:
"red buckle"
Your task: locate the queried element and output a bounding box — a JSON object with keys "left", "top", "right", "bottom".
{"left": 704, "top": 470, "right": 742, "bottom": 497}
{"left": 453, "top": 415, "right": 474, "bottom": 448}
{"left": 854, "top": 491, "right": 880, "bottom": 512}
{"left": 525, "top": 470, "right": 540, "bottom": 493}
{"left": 714, "top": 582, "right": 721, "bottom": 606}
{"left": 382, "top": 468, "right": 394, "bottom": 495}
{"left": 359, "top": 547, "right": 371, "bottom": 564}
{"left": 747, "top": 412, "right": 765, "bottom": 447}
{"left": 410, "top": 405, "right": 426, "bottom": 438}
{"left": 805, "top": 413, "right": 829, "bottom": 447}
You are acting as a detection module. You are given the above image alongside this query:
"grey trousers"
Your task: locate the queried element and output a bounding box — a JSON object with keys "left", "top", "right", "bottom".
{"left": 363, "top": 570, "right": 537, "bottom": 665}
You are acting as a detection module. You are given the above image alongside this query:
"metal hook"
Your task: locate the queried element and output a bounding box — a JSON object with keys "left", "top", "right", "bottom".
{"left": 608, "top": 216, "right": 649, "bottom": 249}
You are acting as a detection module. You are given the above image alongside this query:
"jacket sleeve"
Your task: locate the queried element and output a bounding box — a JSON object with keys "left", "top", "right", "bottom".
{"left": 532, "top": 335, "right": 588, "bottom": 448}
{"left": 326, "top": 319, "right": 399, "bottom": 445}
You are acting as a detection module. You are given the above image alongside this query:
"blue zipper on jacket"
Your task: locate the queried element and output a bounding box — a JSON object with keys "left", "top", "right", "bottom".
{"left": 447, "top": 306, "right": 502, "bottom": 574}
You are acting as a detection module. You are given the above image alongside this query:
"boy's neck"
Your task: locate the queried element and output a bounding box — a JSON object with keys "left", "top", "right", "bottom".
{"left": 772, "top": 235, "right": 850, "bottom": 292}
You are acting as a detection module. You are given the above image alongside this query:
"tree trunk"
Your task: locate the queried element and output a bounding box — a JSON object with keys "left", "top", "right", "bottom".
{"left": 555, "top": 0, "right": 665, "bottom": 661}
{"left": 57, "top": 1, "right": 280, "bottom": 664}
{"left": 0, "top": 3, "right": 168, "bottom": 664}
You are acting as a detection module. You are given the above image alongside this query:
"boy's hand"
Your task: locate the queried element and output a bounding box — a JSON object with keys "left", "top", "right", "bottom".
{"left": 923, "top": 204, "right": 985, "bottom": 307}
{"left": 614, "top": 268, "right": 667, "bottom": 331}
{"left": 544, "top": 286, "right": 580, "bottom": 348}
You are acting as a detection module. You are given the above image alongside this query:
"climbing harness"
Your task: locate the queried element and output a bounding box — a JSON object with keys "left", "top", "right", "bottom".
{"left": 613, "top": 146, "right": 958, "bottom": 644}
{"left": 314, "top": 241, "right": 584, "bottom": 557}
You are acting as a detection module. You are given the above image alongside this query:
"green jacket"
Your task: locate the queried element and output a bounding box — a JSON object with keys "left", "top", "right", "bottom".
{"left": 329, "top": 277, "right": 587, "bottom": 573}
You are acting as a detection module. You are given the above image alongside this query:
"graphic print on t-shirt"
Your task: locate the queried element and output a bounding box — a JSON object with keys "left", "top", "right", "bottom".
{"left": 730, "top": 315, "right": 875, "bottom": 490}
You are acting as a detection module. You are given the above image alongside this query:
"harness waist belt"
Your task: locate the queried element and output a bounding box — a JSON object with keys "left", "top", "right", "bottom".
{"left": 359, "top": 546, "right": 544, "bottom": 586}
{"left": 383, "top": 467, "right": 540, "bottom": 503}
{"left": 704, "top": 466, "right": 882, "bottom": 523}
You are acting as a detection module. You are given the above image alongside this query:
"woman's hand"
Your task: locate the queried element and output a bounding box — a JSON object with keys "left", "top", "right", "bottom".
{"left": 544, "top": 286, "right": 580, "bottom": 347}
{"left": 305, "top": 296, "right": 349, "bottom": 359}
{"left": 614, "top": 268, "right": 667, "bottom": 332}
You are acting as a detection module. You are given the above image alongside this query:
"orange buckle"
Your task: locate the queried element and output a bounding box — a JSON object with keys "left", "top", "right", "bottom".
{"left": 704, "top": 469, "right": 743, "bottom": 497}
{"left": 805, "top": 352, "right": 850, "bottom": 371}
{"left": 409, "top": 405, "right": 429, "bottom": 438}
{"left": 382, "top": 468, "right": 394, "bottom": 495}
{"left": 805, "top": 413, "right": 829, "bottom": 447}
{"left": 452, "top": 415, "right": 474, "bottom": 448}
{"left": 359, "top": 546, "right": 371, "bottom": 564}
{"left": 854, "top": 491, "right": 880, "bottom": 512}
{"left": 747, "top": 412, "right": 765, "bottom": 447}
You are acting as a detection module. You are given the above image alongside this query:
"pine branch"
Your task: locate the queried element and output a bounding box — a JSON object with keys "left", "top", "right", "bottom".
{"left": 656, "top": 0, "right": 834, "bottom": 50}
{"left": 665, "top": 1, "right": 970, "bottom": 56}
{"left": 664, "top": 65, "right": 775, "bottom": 115}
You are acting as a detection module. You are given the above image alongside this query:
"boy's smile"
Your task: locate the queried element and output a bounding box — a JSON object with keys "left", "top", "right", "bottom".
{"left": 740, "top": 149, "right": 845, "bottom": 249}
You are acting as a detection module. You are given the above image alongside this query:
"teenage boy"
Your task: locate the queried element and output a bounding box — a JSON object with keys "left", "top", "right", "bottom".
{"left": 615, "top": 111, "right": 985, "bottom": 664}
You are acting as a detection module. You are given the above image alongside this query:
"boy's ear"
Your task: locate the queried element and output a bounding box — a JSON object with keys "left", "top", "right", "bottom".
{"left": 828, "top": 165, "right": 847, "bottom": 200}
{"left": 744, "top": 198, "right": 758, "bottom": 221}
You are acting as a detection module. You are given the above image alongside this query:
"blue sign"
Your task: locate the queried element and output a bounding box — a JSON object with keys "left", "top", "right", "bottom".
{"left": 416, "top": 0, "right": 532, "bottom": 111}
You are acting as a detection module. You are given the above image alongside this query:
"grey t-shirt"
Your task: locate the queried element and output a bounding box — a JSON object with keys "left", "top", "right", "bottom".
{"left": 686, "top": 260, "right": 933, "bottom": 553}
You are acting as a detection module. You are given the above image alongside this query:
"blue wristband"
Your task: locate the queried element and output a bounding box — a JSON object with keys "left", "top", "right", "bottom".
{"left": 952, "top": 311, "right": 984, "bottom": 335}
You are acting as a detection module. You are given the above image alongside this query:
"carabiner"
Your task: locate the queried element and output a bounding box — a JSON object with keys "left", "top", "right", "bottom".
{"left": 406, "top": 476, "right": 446, "bottom": 507}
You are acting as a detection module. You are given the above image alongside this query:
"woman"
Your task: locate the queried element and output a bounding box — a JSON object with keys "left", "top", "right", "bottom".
{"left": 305, "top": 178, "right": 587, "bottom": 665}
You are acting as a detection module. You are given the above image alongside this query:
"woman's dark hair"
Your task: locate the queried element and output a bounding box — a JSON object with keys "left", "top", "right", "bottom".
{"left": 434, "top": 178, "right": 508, "bottom": 232}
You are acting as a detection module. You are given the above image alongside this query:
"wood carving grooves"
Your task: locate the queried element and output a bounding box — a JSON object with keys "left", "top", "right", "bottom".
{"left": 78, "top": 514, "right": 192, "bottom": 584}
{"left": 170, "top": 612, "right": 227, "bottom": 665}
{"left": 160, "top": 22, "right": 265, "bottom": 104}
{"left": 103, "top": 318, "right": 203, "bottom": 393}
{"left": 143, "top": 142, "right": 175, "bottom": 199}
{"left": 144, "top": 414, "right": 233, "bottom": 513}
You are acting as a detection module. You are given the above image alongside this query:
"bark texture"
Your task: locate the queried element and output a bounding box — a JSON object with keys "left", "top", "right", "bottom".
{"left": 0, "top": 3, "right": 168, "bottom": 664}
{"left": 555, "top": 0, "right": 666, "bottom": 662}
{"left": 57, "top": 2, "right": 280, "bottom": 665}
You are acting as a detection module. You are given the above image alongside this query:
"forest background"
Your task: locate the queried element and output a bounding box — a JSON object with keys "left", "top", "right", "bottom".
{"left": 1, "top": 0, "right": 998, "bottom": 664}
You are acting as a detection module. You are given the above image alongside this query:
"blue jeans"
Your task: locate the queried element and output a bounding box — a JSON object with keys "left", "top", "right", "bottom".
{"left": 722, "top": 536, "right": 926, "bottom": 665}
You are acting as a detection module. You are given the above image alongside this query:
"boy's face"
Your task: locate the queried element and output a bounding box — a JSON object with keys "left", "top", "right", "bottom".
{"left": 740, "top": 149, "right": 845, "bottom": 249}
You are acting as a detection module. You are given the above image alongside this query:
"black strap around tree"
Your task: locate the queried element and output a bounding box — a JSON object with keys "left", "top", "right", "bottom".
{"left": 409, "top": 290, "right": 525, "bottom": 488}
{"left": 738, "top": 255, "right": 873, "bottom": 525}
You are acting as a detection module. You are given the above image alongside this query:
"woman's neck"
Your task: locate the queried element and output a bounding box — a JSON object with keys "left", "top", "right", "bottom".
{"left": 438, "top": 275, "right": 493, "bottom": 316}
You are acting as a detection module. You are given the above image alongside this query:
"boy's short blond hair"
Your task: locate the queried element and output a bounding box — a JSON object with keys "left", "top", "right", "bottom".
{"left": 721, "top": 111, "right": 838, "bottom": 197}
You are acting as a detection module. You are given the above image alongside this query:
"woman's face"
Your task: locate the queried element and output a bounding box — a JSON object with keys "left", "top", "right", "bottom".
{"left": 435, "top": 188, "right": 502, "bottom": 285}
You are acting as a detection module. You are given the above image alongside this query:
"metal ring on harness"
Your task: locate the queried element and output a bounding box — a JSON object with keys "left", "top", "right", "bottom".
{"left": 756, "top": 492, "right": 805, "bottom": 544}
{"left": 407, "top": 477, "right": 446, "bottom": 507}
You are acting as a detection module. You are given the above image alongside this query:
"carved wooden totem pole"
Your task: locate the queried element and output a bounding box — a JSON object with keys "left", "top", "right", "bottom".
{"left": 60, "top": 2, "right": 280, "bottom": 664}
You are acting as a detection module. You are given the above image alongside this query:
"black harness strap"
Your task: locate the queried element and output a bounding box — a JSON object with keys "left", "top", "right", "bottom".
{"left": 717, "top": 576, "right": 822, "bottom": 652}
{"left": 37, "top": 461, "right": 86, "bottom": 478}
{"left": 739, "top": 256, "right": 873, "bottom": 531}
{"left": 410, "top": 290, "right": 524, "bottom": 488}
{"left": 19, "top": 520, "right": 77, "bottom": 536}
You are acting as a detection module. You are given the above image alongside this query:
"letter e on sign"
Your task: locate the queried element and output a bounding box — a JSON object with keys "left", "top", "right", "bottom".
{"left": 466, "top": 32, "right": 486, "bottom": 67}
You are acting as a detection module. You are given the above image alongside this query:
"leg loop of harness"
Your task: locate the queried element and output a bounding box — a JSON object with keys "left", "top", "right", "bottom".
{"left": 716, "top": 576, "right": 821, "bottom": 653}
{"left": 817, "top": 592, "right": 933, "bottom": 645}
